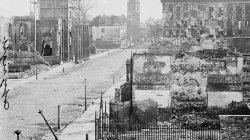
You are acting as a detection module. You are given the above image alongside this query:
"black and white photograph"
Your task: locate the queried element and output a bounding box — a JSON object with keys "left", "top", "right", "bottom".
{"left": 1, "top": 0, "right": 250, "bottom": 139}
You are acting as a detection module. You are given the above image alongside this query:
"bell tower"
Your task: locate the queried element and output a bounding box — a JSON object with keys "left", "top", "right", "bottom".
{"left": 127, "top": 0, "right": 140, "bottom": 24}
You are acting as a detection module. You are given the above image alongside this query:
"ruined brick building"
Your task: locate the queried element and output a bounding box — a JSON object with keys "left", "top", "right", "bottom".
{"left": 160, "top": 0, "right": 250, "bottom": 38}
{"left": 91, "top": 15, "right": 127, "bottom": 49}
{"left": 37, "top": 0, "right": 91, "bottom": 63}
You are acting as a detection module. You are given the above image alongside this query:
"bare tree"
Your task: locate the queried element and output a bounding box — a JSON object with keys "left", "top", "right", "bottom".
{"left": 80, "top": 0, "right": 95, "bottom": 21}
{"left": 146, "top": 18, "right": 162, "bottom": 43}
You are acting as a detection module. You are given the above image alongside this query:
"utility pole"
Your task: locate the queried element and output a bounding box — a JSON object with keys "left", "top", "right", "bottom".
{"left": 130, "top": 54, "right": 133, "bottom": 117}
{"left": 32, "top": 0, "right": 38, "bottom": 80}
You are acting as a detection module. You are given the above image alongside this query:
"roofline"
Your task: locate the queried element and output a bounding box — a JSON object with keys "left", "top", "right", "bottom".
{"left": 228, "top": 37, "right": 250, "bottom": 38}
{"left": 161, "top": 0, "right": 250, "bottom": 3}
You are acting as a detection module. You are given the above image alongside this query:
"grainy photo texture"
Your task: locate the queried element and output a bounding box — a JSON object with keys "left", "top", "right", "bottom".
{"left": 1, "top": 0, "right": 250, "bottom": 140}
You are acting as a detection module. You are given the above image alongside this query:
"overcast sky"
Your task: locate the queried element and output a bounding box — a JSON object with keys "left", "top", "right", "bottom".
{"left": 0, "top": 0, "right": 162, "bottom": 22}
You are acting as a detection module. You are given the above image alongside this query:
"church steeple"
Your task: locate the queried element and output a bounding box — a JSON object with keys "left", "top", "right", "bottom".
{"left": 127, "top": 0, "right": 140, "bottom": 24}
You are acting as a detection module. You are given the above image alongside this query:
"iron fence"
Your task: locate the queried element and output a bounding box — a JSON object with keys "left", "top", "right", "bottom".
{"left": 95, "top": 113, "right": 221, "bottom": 140}
{"left": 95, "top": 100, "right": 221, "bottom": 140}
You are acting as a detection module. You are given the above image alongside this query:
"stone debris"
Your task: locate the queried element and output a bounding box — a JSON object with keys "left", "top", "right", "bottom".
{"left": 8, "top": 64, "right": 51, "bottom": 79}
{"left": 220, "top": 116, "right": 250, "bottom": 140}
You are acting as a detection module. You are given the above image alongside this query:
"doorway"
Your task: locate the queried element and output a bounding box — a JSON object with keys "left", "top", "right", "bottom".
{"left": 43, "top": 44, "right": 52, "bottom": 56}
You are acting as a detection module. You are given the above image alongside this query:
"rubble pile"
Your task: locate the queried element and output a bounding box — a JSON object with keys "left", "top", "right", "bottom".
{"left": 227, "top": 101, "right": 250, "bottom": 115}
{"left": 158, "top": 108, "right": 172, "bottom": 122}
{"left": 134, "top": 72, "right": 172, "bottom": 85}
{"left": 220, "top": 116, "right": 250, "bottom": 139}
{"left": 170, "top": 53, "right": 209, "bottom": 121}
{"left": 6, "top": 50, "right": 51, "bottom": 79}
{"left": 171, "top": 75, "right": 207, "bottom": 113}
{"left": 208, "top": 74, "right": 242, "bottom": 84}
{"left": 171, "top": 101, "right": 207, "bottom": 113}
{"left": 8, "top": 64, "right": 51, "bottom": 79}
{"left": 171, "top": 53, "right": 230, "bottom": 75}
{"left": 169, "top": 114, "right": 220, "bottom": 130}
{"left": 8, "top": 51, "right": 50, "bottom": 66}
{"left": 172, "top": 53, "right": 209, "bottom": 74}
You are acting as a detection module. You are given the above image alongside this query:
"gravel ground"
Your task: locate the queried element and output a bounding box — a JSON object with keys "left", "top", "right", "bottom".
{"left": 0, "top": 49, "right": 133, "bottom": 140}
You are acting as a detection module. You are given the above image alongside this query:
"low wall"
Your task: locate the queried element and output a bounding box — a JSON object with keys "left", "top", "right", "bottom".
{"left": 134, "top": 90, "right": 171, "bottom": 108}
{"left": 208, "top": 92, "right": 243, "bottom": 108}
{"left": 94, "top": 40, "right": 121, "bottom": 49}
{"left": 8, "top": 65, "right": 31, "bottom": 72}
{"left": 43, "top": 56, "right": 60, "bottom": 65}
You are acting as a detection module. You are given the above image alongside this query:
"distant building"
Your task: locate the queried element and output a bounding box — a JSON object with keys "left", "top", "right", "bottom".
{"left": 207, "top": 74, "right": 244, "bottom": 108}
{"left": 0, "top": 16, "right": 35, "bottom": 52}
{"left": 127, "top": 0, "right": 140, "bottom": 24}
{"left": 91, "top": 15, "right": 127, "bottom": 49}
{"left": 127, "top": 0, "right": 141, "bottom": 41}
{"left": 160, "top": 0, "right": 250, "bottom": 38}
{"left": 0, "top": 17, "right": 12, "bottom": 53}
{"left": 92, "top": 26, "right": 126, "bottom": 42}
{"left": 92, "top": 15, "right": 127, "bottom": 26}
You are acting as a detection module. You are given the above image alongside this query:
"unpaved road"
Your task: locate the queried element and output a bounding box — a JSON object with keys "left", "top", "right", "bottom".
{"left": 0, "top": 49, "right": 136, "bottom": 140}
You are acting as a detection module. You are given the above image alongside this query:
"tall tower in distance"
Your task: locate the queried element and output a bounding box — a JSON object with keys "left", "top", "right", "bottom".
{"left": 127, "top": 0, "right": 140, "bottom": 25}
{"left": 127, "top": 0, "right": 140, "bottom": 41}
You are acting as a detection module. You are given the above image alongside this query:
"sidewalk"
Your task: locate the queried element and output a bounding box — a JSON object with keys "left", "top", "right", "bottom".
{"left": 42, "top": 75, "right": 126, "bottom": 140}
{"left": 7, "top": 49, "right": 121, "bottom": 91}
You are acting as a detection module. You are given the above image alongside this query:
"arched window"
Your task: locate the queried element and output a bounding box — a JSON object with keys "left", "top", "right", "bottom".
{"left": 19, "top": 23, "right": 28, "bottom": 40}
{"left": 43, "top": 44, "right": 52, "bottom": 56}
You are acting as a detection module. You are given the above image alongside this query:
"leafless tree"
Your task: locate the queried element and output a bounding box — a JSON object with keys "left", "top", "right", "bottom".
{"left": 80, "top": 0, "right": 95, "bottom": 21}
{"left": 146, "top": 18, "right": 162, "bottom": 43}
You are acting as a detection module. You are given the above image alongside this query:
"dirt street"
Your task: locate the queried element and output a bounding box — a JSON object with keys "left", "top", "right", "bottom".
{"left": 0, "top": 49, "right": 134, "bottom": 140}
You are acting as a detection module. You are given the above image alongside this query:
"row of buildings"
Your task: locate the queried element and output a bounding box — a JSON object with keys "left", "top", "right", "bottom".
{"left": 0, "top": 0, "right": 143, "bottom": 65}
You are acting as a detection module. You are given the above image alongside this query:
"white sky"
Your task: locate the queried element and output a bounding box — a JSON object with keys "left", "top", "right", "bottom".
{"left": 0, "top": 0, "right": 162, "bottom": 22}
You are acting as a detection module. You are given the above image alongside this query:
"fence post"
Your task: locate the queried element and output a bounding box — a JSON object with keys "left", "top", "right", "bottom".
{"left": 126, "top": 59, "right": 130, "bottom": 82}
{"left": 58, "top": 105, "right": 61, "bottom": 130}
{"left": 84, "top": 78, "right": 87, "bottom": 111}
{"left": 86, "top": 134, "right": 89, "bottom": 140}
{"left": 130, "top": 55, "right": 133, "bottom": 117}
{"left": 95, "top": 112, "right": 96, "bottom": 140}
{"left": 14, "top": 130, "right": 21, "bottom": 140}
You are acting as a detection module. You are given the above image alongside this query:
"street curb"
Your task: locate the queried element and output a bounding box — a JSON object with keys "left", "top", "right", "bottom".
{"left": 42, "top": 75, "right": 126, "bottom": 140}
{"left": 7, "top": 49, "right": 121, "bottom": 91}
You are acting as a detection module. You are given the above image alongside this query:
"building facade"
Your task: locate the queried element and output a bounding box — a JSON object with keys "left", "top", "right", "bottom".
{"left": 92, "top": 15, "right": 127, "bottom": 49}
{"left": 37, "top": 0, "right": 91, "bottom": 62}
{"left": 92, "top": 25, "right": 126, "bottom": 41}
{"left": 160, "top": 0, "right": 250, "bottom": 38}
